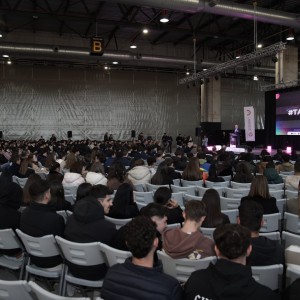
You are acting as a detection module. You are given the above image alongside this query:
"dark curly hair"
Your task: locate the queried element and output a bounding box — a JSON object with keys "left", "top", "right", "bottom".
{"left": 124, "top": 216, "right": 157, "bottom": 258}
{"left": 213, "top": 224, "right": 251, "bottom": 260}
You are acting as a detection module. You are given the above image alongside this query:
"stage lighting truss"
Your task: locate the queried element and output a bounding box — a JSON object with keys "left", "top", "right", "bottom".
{"left": 261, "top": 79, "right": 300, "bottom": 92}
{"left": 179, "top": 42, "right": 286, "bottom": 85}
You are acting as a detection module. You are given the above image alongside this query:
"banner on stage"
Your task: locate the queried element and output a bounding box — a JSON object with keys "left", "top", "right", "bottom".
{"left": 244, "top": 106, "right": 255, "bottom": 142}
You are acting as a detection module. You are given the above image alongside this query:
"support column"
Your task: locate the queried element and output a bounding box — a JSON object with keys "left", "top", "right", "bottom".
{"left": 275, "top": 45, "right": 298, "bottom": 84}
{"left": 200, "top": 77, "right": 221, "bottom": 122}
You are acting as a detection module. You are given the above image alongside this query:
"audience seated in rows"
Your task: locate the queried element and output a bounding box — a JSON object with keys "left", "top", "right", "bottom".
{"left": 276, "top": 153, "right": 294, "bottom": 173}
{"left": 101, "top": 216, "right": 183, "bottom": 300}
{"left": 184, "top": 224, "right": 280, "bottom": 300}
{"left": 20, "top": 179, "right": 64, "bottom": 268}
{"left": 241, "top": 175, "right": 279, "bottom": 214}
{"left": 285, "top": 160, "right": 300, "bottom": 190}
{"left": 75, "top": 182, "right": 92, "bottom": 203}
{"left": 263, "top": 161, "right": 283, "bottom": 184}
{"left": 238, "top": 200, "right": 284, "bottom": 266}
{"left": 106, "top": 161, "right": 132, "bottom": 191}
{"left": 153, "top": 187, "right": 184, "bottom": 224}
{"left": 62, "top": 161, "right": 85, "bottom": 188}
{"left": 22, "top": 174, "right": 42, "bottom": 206}
{"left": 233, "top": 162, "right": 254, "bottom": 183}
{"left": 47, "top": 162, "right": 63, "bottom": 182}
{"left": 206, "top": 163, "right": 225, "bottom": 183}
{"left": 201, "top": 189, "right": 230, "bottom": 228}
{"left": 108, "top": 183, "right": 139, "bottom": 219}
{"left": 127, "top": 158, "right": 151, "bottom": 185}
{"left": 49, "top": 180, "right": 72, "bottom": 211}
{"left": 163, "top": 200, "right": 215, "bottom": 259}
{"left": 182, "top": 157, "right": 202, "bottom": 181}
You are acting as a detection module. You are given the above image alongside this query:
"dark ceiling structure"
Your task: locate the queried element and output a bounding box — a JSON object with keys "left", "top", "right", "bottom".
{"left": 0, "top": 0, "right": 299, "bottom": 76}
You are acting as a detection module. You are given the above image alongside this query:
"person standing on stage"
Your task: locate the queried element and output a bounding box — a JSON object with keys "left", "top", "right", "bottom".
{"left": 234, "top": 124, "right": 241, "bottom": 146}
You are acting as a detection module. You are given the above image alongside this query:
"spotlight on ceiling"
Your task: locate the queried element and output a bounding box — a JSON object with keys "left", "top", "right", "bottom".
{"left": 257, "top": 43, "right": 263, "bottom": 49}
{"left": 112, "top": 61, "right": 119, "bottom": 65}
{"left": 142, "top": 28, "right": 149, "bottom": 34}
{"left": 130, "top": 42, "right": 137, "bottom": 49}
{"left": 186, "top": 70, "right": 190, "bottom": 75}
{"left": 0, "top": 33, "right": 2, "bottom": 38}
{"left": 253, "top": 75, "right": 259, "bottom": 81}
{"left": 104, "top": 65, "right": 109, "bottom": 70}
{"left": 286, "top": 29, "right": 295, "bottom": 41}
{"left": 160, "top": 10, "right": 169, "bottom": 23}
{"left": 2, "top": 54, "right": 9, "bottom": 58}
{"left": 272, "top": 55, "right": 278, "bottom": 63}
{"left": 7, "top": 60, "right": 12, "bottom": 65}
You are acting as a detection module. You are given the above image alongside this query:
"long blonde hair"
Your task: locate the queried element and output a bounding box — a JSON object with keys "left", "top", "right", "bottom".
{"left": 248, "top": 175, "right": 270, "bottom": 199}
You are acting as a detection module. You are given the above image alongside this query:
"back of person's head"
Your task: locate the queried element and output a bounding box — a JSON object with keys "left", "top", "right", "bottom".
{"left": 213, "top": 224, "right": 251, "bottom": 260}
{"left": 133, "top": 159, "right": 144, "bottom": 167}
{"left": 29, "top": 179, "right": 50, "bottom": 203}
{"left": 49, "top": 180, "right": 65, "bottom": 206}
{"left": 294, "top": 161, "right": 300, "bottom": 173}
{"left": 90, "top": 161, "right": 103, "bottom": 173}
{"left": 208, "top": 163, "right": 218, "bottom": 178}
{"left": 111, "top": 183, "right": 134, "bottom": 216}
{"left": 147, "top": 156, "right": 156, "bottom": 167}
{"left": 70, "top": 161, "right": 83, "bottom": 174}
{"left": 107, "top": 161, "right": 126, "bottom": 180}
{"left": 238, "top": 200, "right": 263, "bottom": 232}
{"left": 153, "top": 187, "right": 171, "bottom": 205}
{"left": 248, "top": 175, "right": 270, "bottom": 198}
{"left": 164, "top": 157, "right": 173, "bottom": 167}
{"left": 23, "top": 173, "right": 43, "bottom": 205}
{"left": 140, "top": 202, "right": 168, "bottom": 219}
{"left": 281, "top": 153, "right": 290, "bottom": 163}
{"left": 89, "top": 184, "right": 113, "bottom": 199}
{"left": 11, "top": 153, "right": 20, "bottom": 164}
{"left": 0, "top": 170, "right": 13, "bottom": 182}
{"left": 125, "top": 216, "right": 157, "bottom": 258}
{"left": 49, "top": 162, "right": 61, "bottom": 173}
{"left": 184, "top": 200, "right": 206, "bottom": 222}
{"left": 202, "top": 189, "right": 223, "bottom": 226}
{"left": 76, "top": 182, "right": 92, "bottom": 202}
{"left": 266, "top": 161, "right": 275, "bottom": 169}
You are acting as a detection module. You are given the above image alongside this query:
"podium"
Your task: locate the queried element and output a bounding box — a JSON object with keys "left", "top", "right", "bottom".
{"left": 230, "top": 133, "right": 237, "bottom": 147}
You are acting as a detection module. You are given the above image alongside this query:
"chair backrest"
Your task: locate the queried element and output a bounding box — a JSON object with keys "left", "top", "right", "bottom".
{"left": 286, "top": 190, "right": 298, "bottom": 200}
{"left": 104, "top": 216, "right": 132, "bottom": 230}
{"left": 220, "top": 175, "right": 231, "bottom": 182}
{"left": 231, "top": 181, "right": 251, "bottom": 189}
{"left": 205, "top": 181, "right": 229, "bottom": 189}
{"left": 197, "top": 186, "right": 223, "bottom": 197}
{"left": 260, "top": 213, "right": 281, "bottom": 232}
{"left": 99, "top": 243, "right": 131, "bottom": 267}
{"left": 55, "top": 236, "right": 105, "bottom": 266}
{"left": 171, "top": 192, "right": 185, "bottom": 207}
{"left": 268, "top": 183, "right": 285, "bottom": 191}
{"left": 280, "top": 171, "right": 294, "bottom": 175}
{"left": 220, "top": 196, "right": 241, "bottom": 210}
{"left": 251, "top": 264, "right": 283, "bottom": 291}
{"left": 157, "top": 250, "right": 217, "bottom": 283}
{"left": 286, "top": 264, "right": 300, "bottom": 287}
{"left": 13, "top": 176, "right": 28, "bottom": 188}
{"left": 63, "top": 185, "right": 78, "bottom": 205}
{"left": 221, "top": 209, "right": 238, "bottom": 224}
{"left": 56, "top": 211, "right": 72, "bottom": 224}
{"left": 276, "top": 198, "right": 286, "bottom": 217}
{"left": 145, "top": 183, "right": 169, "bottom": 192}
{"left": 282, "top": 230, "right": 300, "bottom": 248}
{"left": 136, "top": 202, "right": 147, "bottom": 210}
{"left": 259, "top": 231, "right": 281, "bottom": 241}
{"left": 172, "top": 179, "right": 182, "bottom": 187}
{"left": 284, "top": 212, "right": 300, "bottom": 234}
{"left": 16, "top": 229, "right": 59, "bottom": 258}
{"left": 0, "top": 228, "right": 23, "bottom": 251}
{"left": 225, "top": 187, "right": 249, "bottom": 199}
{"left": 269, "top": 189, "right": 284, "bottom": 200}
{"left": 133, "top": 184, "right": 145, "bottom": 192}
{"left": 181, "top": 179, "right": 203, "bottom": 187}
{"left": 166, "top": 223, "right": 181, "bottom": 229}
{"left": 200, "top": 227, "right": 215, "bottom": 240}
{"left": 0, "top": 280, "right": 33, "bottom": 300}
{"left": 171, "top": 185, "right": 196, "bottom": 196}
{"left": 133, "top": 191, "right": 153, "bottom": 205}
{"left": 184, "top": 194, "right": 202, "bottom": 201}
{"left": 28, "top": 281, "right": 89, "bottom": 300}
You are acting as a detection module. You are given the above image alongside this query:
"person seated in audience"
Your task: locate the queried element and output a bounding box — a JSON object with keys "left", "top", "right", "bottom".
{"left": 64, "top": 184, "right": 116, "bottom": 280}
{"left": 0, "top": 147, "right": 12, "bottom": 165}
{"left": 44, "top": 151, "right": 57, "bottom": 170}
{"left": 112, "top": 203, "right": 168, "bottom": 252}
{"left": 20, "top": 179, "right": 65, "bottom": 268}
{"left": 238, "top": 200, "right": 284, "bottom": 266}
{"left": 182, "top": 157, "right": 202, "bottom": 181}
{"left": 22, "top": 173, "right": 42, "bottom": 206}
{"left": 8, "top": 153, "right": 21, "bottom": 176}
{"left": 285, "top": 160, "right": 300, "bottom": 191}
{"left": 184, "top": 224, "right": 280, "bottom": 300}
{"left": 263, "top": 161, "right": 283, "bottom": 184}
{"left": 108, "top": 183, "right": 139, "bottom": 219}
{"left": 235, "top": 152, "right": 256, "bottom": 174}
{"left": 164, "top": 157, "right": 182, "bottom": 180}
{"left": 153, "top": 187, "right": 184, "bottom": 224}
{"left": 206, "top": 163, "right": 225, "bottom": 183}
{"left": 198, "top": 153, "right": 212, "bottom": 172}
{"left": 62, "top": 161, "right": 85, "bottom": 188}
{"left": 276, "top": 153, "right": 294, "bottom": 173}
{"left": 256, "top": 154, "right": 272, "bottom": 174}
{"left": 232, "top": 162, "right": 254, "bottom": 183}
{"left": 172, "top": 148, "right": 188, "bottom": 171}
{"left": 151, "top": 161, "right": 174, "bottom": 185}
{"left": 147, "top": 156, "right": 157, "bottom": 177}
{"left": 106, "top": 161, "right": 132, "bottom": 191}
{"left": 101, "top": 216, "right": 183, "bottom": 300}
{"left": 163, "top": 200, "right": 215, "bottom": 259}
{"left": 201, "top": 189, "right": 230, "bottom": 228}
{"left": 18, "top": 157, "right": 35, "bottom": 178}
{"left": 241, "top": 175, "right": 278, "bottom": 214}
{"left": 49, "top": 180, "right": 72, "bottom": 211}
{"left": 63, "top": 151, "right": 77, "bottom": 172}
{"left": 85, "top": 165, "right": 108, "bottom": 186}
{"left": 75, "top": 182, "right": 92, "bottom": 203}
{"left": 127, "top": 158, "right": 151, "bottom": 185}
{"left": 155, "top": 149, "right": 165, "bottom": 166}
{"left": 47, "top": 162, "right": 63, "bottom": 183}
{"left": 104, "top": 149, "right": 116, "bottom": 172}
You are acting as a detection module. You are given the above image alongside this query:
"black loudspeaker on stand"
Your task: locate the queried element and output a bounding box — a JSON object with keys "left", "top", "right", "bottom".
{"left": 131, "top": 130, "right": 136, "bottom": 138}
{"left": 67, "top": 131, "right": 72, "bottom": 138}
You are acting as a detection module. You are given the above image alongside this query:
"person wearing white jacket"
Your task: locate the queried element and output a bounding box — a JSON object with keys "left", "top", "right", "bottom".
{"left": 127, "top": 159, "right": 151, "bottom": 185}
{"left": 62, "top": 161, "right": 85, "bottom": 188}
{"left": 85, "top": 171, "right": 108, "bottom": 186}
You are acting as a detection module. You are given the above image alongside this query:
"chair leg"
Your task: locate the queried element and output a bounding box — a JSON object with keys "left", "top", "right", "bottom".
{"left": 58, "top": 264, "right": 65, "bottom": 295}
{"left": 62, "top": 266, "right": 68, "bottom": 296}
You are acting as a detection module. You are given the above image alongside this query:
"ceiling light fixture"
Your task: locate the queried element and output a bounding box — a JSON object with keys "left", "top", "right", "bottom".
{"left": 142, "top": 28, "right": 149, "bottom": 34}
{"left": 160, "top": 10, "right": 169, "bottom": 23}
{"left": 253, "top": 75, "right": 259, "bottom": 81}
{"left": 2, "top": 54, "right": 9, "bottom": 58}
{"left": 104, "top": 65, "right": 109, "bottom": 70}
{"left": 130, "top": 42, "right": 137, "bottom": 49}
{"left": 7, "top": 60, "right": 12, "bottom": 65}
{"left": 112, "top": 61, "right": 119, "bottom": 65}
{"left": 286, "top": 30, "right": 295, "bottom": 41}
{"left": 186, "top": 70, "right": 190, "bottom": 75}
{"left": 257, "top": 43, "right": 263, "bottom": 49}
{"left": 0, "top": 33, "right": 2, "bottom": 38}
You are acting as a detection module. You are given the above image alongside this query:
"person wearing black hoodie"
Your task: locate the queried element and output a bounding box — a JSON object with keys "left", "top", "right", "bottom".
{"left": 64, "top": 184, "right": 116, "bottom": 280}
{"left": 184, "top": 224, "right": 280, "bottom": 300}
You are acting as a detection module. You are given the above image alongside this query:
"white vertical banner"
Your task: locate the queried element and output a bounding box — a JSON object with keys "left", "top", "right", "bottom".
{"left": 244, "top": 106, "right": 255, "bottom": 142}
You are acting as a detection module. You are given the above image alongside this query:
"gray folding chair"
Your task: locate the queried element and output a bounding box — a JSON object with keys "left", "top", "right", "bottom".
{"left": 282, "top": 231, "right": 300, "bottom": 248}
{"left": 269, "top": 189, "right": 284, "bottom": 200}
{"left": 284, "top": 212, "right": 300, "bottom": 234}
{"left": 171, "top": 185, "right": 196, "bottom": 197}
{"left": 230, "top": 181, "right": 251, "bottom": 189}
{"left": 205, "top": 181, "right": 229, "bottom": 189}
{"left": 200, "top": 227, "right": 215, "bottom": 240}
{"left": 221, "top": 209, "right": 238, "bottom": 224}
{"left": 225, "top": 187, "right": 249, "bottom": 199}
{"left": 133, "top": 191, "right": 153, "bottom": 205}
{"left": 0, "top": 280, "right": 33, "bottom": 300}
{"left": 145, "top": 183, "right": 169, "bottom": 192}
{"left": 197, "top": 186, "right": 223, "bottom": 197}
{"left": 286, "top": 264, "right": 300, "bottom": 287}
{"left": 104, "top": 216, "right": 132, "bottom": 230}
{"left": 260, "top": 231, "right": 281, "bottom": 241}
{"left": 181, "top": 179, "right": 203, "bottom": 187}
{"left": 220, "top": 196, "right": 241, "bottom": 210}
{"left": 63, "top": 185, "right": 78, "bottom": 205}
{"left": 260, "top": 213, "right": 281, "bottom": 232}
{"left": 99, "top": 243, "right": 131, "bottom": 267}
